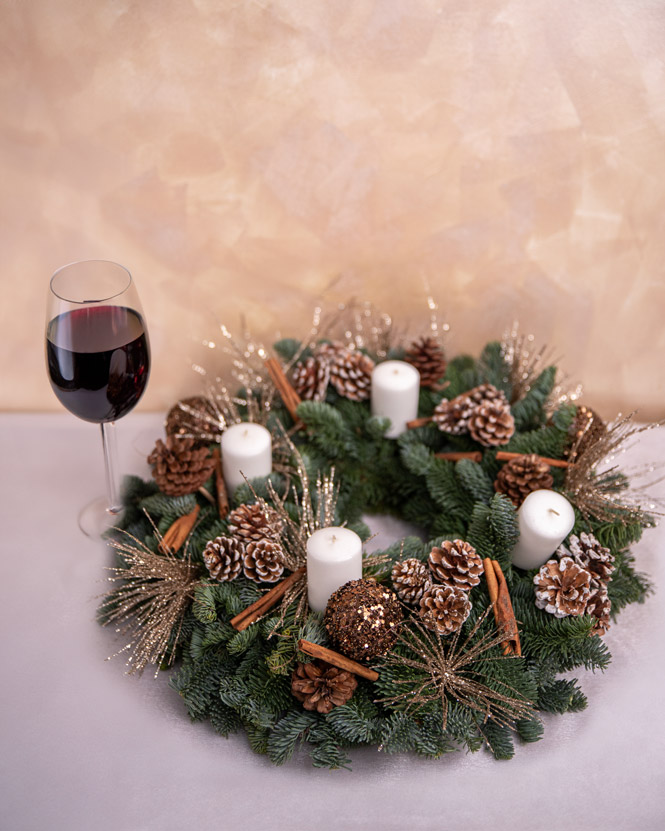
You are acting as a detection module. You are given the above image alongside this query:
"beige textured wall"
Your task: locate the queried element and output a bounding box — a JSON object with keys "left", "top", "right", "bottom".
{"left": 3, "top": 0, "right": 665, "bottom": 419}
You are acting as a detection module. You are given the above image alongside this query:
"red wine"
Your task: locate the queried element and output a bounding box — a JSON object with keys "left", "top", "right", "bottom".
{"left": 47, "top": 305, "right": 150, "bottom": 423}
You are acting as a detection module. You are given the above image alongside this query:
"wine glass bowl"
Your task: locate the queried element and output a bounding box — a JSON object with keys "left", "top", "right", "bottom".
{"left": 46, "top": 260, "right": 150, "bottom": 534}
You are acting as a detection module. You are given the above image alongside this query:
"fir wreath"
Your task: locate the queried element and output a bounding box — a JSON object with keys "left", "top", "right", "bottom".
{"left": 101, "top": 322, "right": 658, "bottom": 770}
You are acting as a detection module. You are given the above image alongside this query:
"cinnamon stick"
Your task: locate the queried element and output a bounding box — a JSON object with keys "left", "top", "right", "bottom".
{"left": 230, "top": 567, "right": 306, "bottom": 631}
{"left": 495, "top": 451, "right": 569, "bottom": 470}
{"left": 297, "top": 639, "right": 379, "bottom": 682}
{"left": 264, "top": 357, "right": 302, "bottom": 424}
{"left": 211, "top": 447, "right": 229, "bottom": 519}
{"left": 158, "top": 505, "right": 200, "bottom": 554}
{"left": 435, "top": 451, "right": 483, "bottom": 463}
{"left": 406, "top": 416, "right": 433, "bottom": 429}
{"left": 482, "top": 559, "right": 521, "bottom": 656}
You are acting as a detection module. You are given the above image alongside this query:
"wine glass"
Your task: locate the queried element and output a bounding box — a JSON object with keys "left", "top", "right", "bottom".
{"left": 46, "top": 260, "right": 150, "bottom": 536}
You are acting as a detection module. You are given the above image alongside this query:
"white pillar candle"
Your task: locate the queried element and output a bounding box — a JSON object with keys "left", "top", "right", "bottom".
{"left": 306, "top": 527, "right": 363, "bottom": 613}
{"left": 511, "top": 489, "right": 576, "bottom": 570}
{"left": 220, "top": 422, "right": 272, "bottom": 495}
{"left": 371, "top": 360, "right": 420, "bottom": 439}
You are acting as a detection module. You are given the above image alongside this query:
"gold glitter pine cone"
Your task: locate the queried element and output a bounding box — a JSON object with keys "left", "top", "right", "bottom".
{"left": 227, "top": 502, "right": 283, "bottom": 543}
{"left": 534, "top": 557, "right": 592, "bottom": 618}
{"left": 391, "top": 558, "right": 432, "bottom": 605}
{"left": 494, "top": 454, "right": 554, "bottom": 507}
{"left": 428, "top": 540, "right": 483, "bottom": 591}
{"left": 291, "top": 660, "right": 358, "bottom": 714}
{"left": 203, "top": 535, "right": 244, "bottom": 582}
{"left": 419, "top": 584, "right": 472, "bottom": 635}
{"left": 243, "top": 538, "right": 285, "bottom": 583}
{"left": 147, "top": 435, "right": 216, "bottom": 497}
{"left": 318, "top": 342, "right": 375, "bottom": 402}
{"left": 291, "top": 355, "right": 331, "bottom": 402}
{"left": 165, "top": 396, "right": 219, "bottom": 444}
{"left": 566, "top": 404, "right": 606, "bottom": 462}
{"left": 562, "top": 532, "right": 615, "bottom": 587}
{"left": 404, "top": 336, "right": 447, "bottom": 389}
{"left": 324, "top": 579, "right": 402, "bottom": 661}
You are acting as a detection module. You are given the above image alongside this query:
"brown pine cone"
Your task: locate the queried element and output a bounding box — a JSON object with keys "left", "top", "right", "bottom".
{"left": 291, "top": 356, "right": 330, "bottom": 402}
{"left": 419, "top": 584, "right": 472, "bottom": 635}
{"left": 566, "top": 405, "right": 606, "bottom": 462}
{"left": 148, "top": 436, "right": 216, "bottom": 496}
{"left": 318, "top": 342, "right": 374, "bottom": 401}
{"left": 432, "top": 394, "right": 475, "bottom": 435}
{"left": 165, "top": 396, "right": 219, "bottom": 443}
{"left": 243, "top": 538, "right": 285, "bottom": 582}
{"left": 586, "top": 586, "right": 611, "bottom": 635}
{"left": 534, "top": 557, "right": 592, "bottom": 618}
{"left": 227, "top": 502, "right": 283, "bottom": 543}
{"left": 467, "top": 401, "right": 515, "bottom": 447}
{"left": 466, "top": 384, "right": 509, "bottom": 407}
{"left": 428, "top": 540, "right": 483, "bottom": 590}
{"left": 202, "top": 535, "right": 244, "bottom": 582}
{"left": 291, "top": 660, "right": 358, "bottom": 714}
{"left": 494, "top": 454, "right": 554, "bottom": 507}
{"left": 564, "top": 532, "right": 615, "bottom": 587}
{"left": 404, "top": 336, "right": 447, "bottom": 389}
{"left": 391, "top": 558, "right": 432, "bottom": 604}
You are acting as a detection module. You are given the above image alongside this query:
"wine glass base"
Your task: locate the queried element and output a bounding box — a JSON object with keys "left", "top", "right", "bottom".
{"left": 78, "top": 496, "right": 123, "bottom": 539}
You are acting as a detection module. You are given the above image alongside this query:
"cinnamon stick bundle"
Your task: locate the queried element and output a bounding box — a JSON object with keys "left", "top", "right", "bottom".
{"left": 434, "top": 451, "right": 482, "bottom": 463}
{"left": 264, "top": 357, "right": 302, "bottom": 424}
{"left": 297, "top": 639, "right": 379, "bottom": 682}
{"left": 158, "top": 505, "right": 200, "bottom": 554}
{"left": 211, "top": 447, "right": 229, "bottom": 519}
{"left": 230, "top": 567, "right": 306, "bottom": 631}
{"left": 483, "top": 558, "right": 521, "bottom": 656}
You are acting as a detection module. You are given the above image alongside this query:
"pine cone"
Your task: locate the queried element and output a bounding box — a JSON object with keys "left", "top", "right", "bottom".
{"left": 494, "top": 454, "right": 554, "bottom": 507}
{"left": 419, "top": 584, "right": 472, "bottom": 635}
{"left": 391, "top": 558, "right": 432, "bottom": 604}
{"left": 243, "top": 538, "right": 285, "bottom": 583}
{"left": 467, "top": 401, "right": 515, "bottom": 447}
{"left": 586, "top": 586, "right": 611, "bottom": 635}
{"left": 318, "top": 342, "right": 374, "bottom": 401}
{"left": 165, "top": 396, "right": 218, "bottom": 443}
{"left": 148, "top": 436, "right": 216, "bottom": 497}
{"left": 291, "top": 356, "right": 330, "bottom": 402}
{"left": 428, "top": 540, "right": 483, "bottom": 590}
{"left": 404, "top": 336, "right": 447, "bottom": 389}
{"left": 563, "top": 532, "right": 615, "bottom": 587}
{"left": 291, "top": 660, "right": 358, "bottom": 714}
{"left": 432, "top": 394, "right": 475, "bottom": 435}
{"left": 227, "top": 502, "right": 283, "bottom": 543}
{"left": 466, "top": 384, "right": 509, "bottom": 407}
{"left": 202, "top": 535, "right": 244, "bottom": 582}
{"left": 534, "top": 557, "right": 592, "bottom": 618}
{"left": 566, "top": 405, "right": 606, "bottom": 462}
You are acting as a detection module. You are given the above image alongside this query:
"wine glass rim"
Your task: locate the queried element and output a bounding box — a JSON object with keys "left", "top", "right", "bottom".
{"left": 50, "top": 259, "right": 133, "bottom": 304}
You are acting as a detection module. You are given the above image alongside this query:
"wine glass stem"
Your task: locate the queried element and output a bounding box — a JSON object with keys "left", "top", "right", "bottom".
{"left": 101, "top": 421, "right": 122, "bottom": 514}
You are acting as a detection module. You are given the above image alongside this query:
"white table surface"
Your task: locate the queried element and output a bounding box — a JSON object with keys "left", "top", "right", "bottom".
{"left": 1, "top": 412, "right": 664, "bottom": 831}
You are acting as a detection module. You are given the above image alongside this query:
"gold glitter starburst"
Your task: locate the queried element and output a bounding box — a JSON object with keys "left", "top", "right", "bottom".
{"left": 377, "top": 609, "right": 535, "bottom": 733}
{"left": 565, "top": 412, "right": 665, "bottom": 524}
{"left": 100, "top": 521, "right": 202, "bottom": 677}
{"left": 500, "top": 322, "right": 582, "bottom": 409}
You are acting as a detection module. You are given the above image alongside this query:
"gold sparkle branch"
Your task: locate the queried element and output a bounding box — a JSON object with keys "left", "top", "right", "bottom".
{"left": 100, "top": 529, "right": 202, "bottom": 676}
{"left": 377, "top": 610, "right": 535, "bottom": 733}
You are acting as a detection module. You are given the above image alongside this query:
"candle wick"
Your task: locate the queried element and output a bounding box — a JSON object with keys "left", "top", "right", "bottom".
{"left": 549, "top": 509, "right": 560, "bottom": 516}
{"left": 243, "top": 429, "right": 248, "bottom": 437}
{"left": 331, "top": 535, "right": 337, "bottom": 543}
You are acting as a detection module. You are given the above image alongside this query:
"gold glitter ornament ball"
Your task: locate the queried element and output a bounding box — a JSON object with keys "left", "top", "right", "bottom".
{"left": 324, "top": 579, "right": 402, "bottom": 661}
